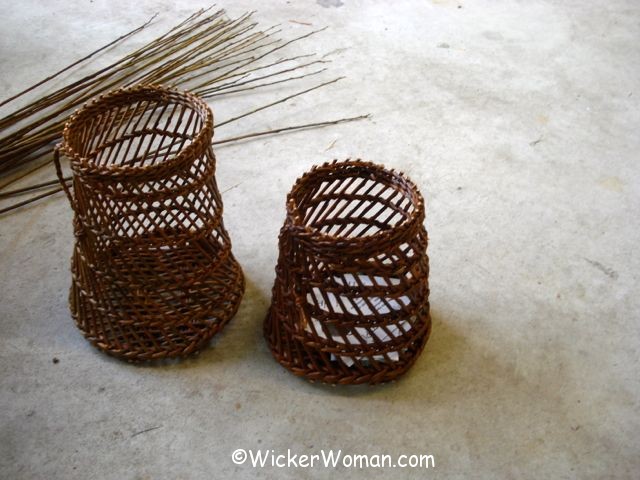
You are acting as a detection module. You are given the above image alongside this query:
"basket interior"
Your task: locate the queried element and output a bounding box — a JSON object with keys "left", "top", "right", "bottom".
{"left": 66, "top": 94, "right": 205, "bottom": 169}
{"left": 292, "top": 166, "right": 418, "bottom": 239}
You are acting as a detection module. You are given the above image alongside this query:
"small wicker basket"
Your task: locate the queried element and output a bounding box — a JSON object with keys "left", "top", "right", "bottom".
{"left": 55, "top": 85, "right": 244, "bottom": 361}
{"left": 264, "top": 159, "right": 431, "bottom": 385}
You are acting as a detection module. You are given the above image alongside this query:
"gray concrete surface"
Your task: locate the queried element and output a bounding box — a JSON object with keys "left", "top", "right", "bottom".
{"left": 1, "top": 0, "right": 639, "bottom": 478}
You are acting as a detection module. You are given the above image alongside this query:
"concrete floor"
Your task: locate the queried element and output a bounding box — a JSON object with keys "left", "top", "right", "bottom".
{"left": 1, "top": 0, "right": 639, "bottom": 478}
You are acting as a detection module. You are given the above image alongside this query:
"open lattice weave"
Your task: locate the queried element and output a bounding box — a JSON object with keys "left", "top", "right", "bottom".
{"left": 55, "top": 85, "right": 244, "bottom": 361}
{"left": 264, "top": 160, "right": 431, "bottom": 385}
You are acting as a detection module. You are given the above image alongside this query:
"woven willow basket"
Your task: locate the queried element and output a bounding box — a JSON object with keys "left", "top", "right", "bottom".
{"left": 55, "top": 85, "right": 244, "bottom": 361}
{"left": 264, "top": 160, "right": 431, "bottom": 385}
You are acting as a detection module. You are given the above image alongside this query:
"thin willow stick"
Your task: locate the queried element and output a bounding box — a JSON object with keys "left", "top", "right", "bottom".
{"left": 0, "top": 187, "right": 62, "bottom": 215}
{"left": 212, "top": 114, "right": 370, "bottom": 144}
{"left": 198, "top": 58, "right": 329, "bottom": 95}
{"left": 215, "top": 77, "right": 344, "bottom": 127}
{"left": 194, "top": 53, "right": 318, "bottom": 93}
{"left": 0, "top": 153, "right": 52, "bottom": 190}
{"left": 207, "top": 68, "right": 327, "bottom": 97}
{"left": 0, "top": 176, "right": 69, "bottom": 198}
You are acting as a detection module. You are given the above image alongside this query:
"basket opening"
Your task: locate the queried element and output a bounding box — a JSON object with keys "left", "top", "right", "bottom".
{"left": 66, "top": 97, "right": 205, "bottom": 169}
{"left": 292, "top": 167, "right": 418, "bottom": 239}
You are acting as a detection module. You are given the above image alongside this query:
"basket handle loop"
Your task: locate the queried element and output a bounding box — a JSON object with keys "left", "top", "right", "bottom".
{"left": 53, "top": 144, "right": 77, "bottom": 213}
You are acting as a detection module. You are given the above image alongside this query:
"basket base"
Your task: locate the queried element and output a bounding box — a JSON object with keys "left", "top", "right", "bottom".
{"left": 70, "top": 247, "right": 245, "bottom": 362}
{"left": 264, "top": 308, "right": 432, "bottom": 385}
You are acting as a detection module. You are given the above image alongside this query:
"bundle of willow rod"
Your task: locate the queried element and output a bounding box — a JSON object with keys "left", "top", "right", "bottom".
{"left": 0, "top": 7, "right": 367, "bottom": 213}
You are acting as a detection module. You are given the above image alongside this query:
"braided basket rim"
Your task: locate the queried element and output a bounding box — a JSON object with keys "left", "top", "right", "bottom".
{"left": 285, "top": 159, "right": 426, "bottom": 245}
{"left": 60, "top": 84, "right": 212, "bottom": 178}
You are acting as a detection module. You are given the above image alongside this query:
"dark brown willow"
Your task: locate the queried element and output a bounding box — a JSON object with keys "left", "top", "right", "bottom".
{"left": 55, "top": 85, "right": 244, "bottom": 361}
{"left": 265, "top": 160, "right": 431, "bottom": 385}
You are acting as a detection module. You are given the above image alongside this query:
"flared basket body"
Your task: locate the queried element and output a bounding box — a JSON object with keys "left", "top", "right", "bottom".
{"left": 58, "top": 85, "right": 244, "bottom": 361}
{"left": 265, "top": 160, "right": 431, "bottom": 385}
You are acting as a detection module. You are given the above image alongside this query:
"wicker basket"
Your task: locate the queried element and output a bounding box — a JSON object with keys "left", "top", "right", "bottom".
{"left": 55, "top": 85, "right": 244, "bottom": 361}
{"left": 264, "top": 160, "right": 431, "bottom": 385}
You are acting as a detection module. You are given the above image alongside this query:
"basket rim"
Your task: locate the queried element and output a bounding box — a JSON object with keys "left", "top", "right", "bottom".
{"left": 59, "top": 84, "right": 212, "bottom": 177}
{"left": 285, "top": 159, "right": 426, "bottom": 244}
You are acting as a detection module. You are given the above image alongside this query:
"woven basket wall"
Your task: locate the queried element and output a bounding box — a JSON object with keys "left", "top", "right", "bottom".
{"left": 55, "top": 85, "right": 244, "bottom": 361}
{"left": 264, "top": 160, "right": 431, "bottom": 385}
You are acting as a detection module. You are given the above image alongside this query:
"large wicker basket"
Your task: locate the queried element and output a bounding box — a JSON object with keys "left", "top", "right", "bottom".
{"left": 55, "top": 85, "right": 244, "bottom": 361}
{"left": 264, "top": 159, "right": 431, "bottom": 385}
